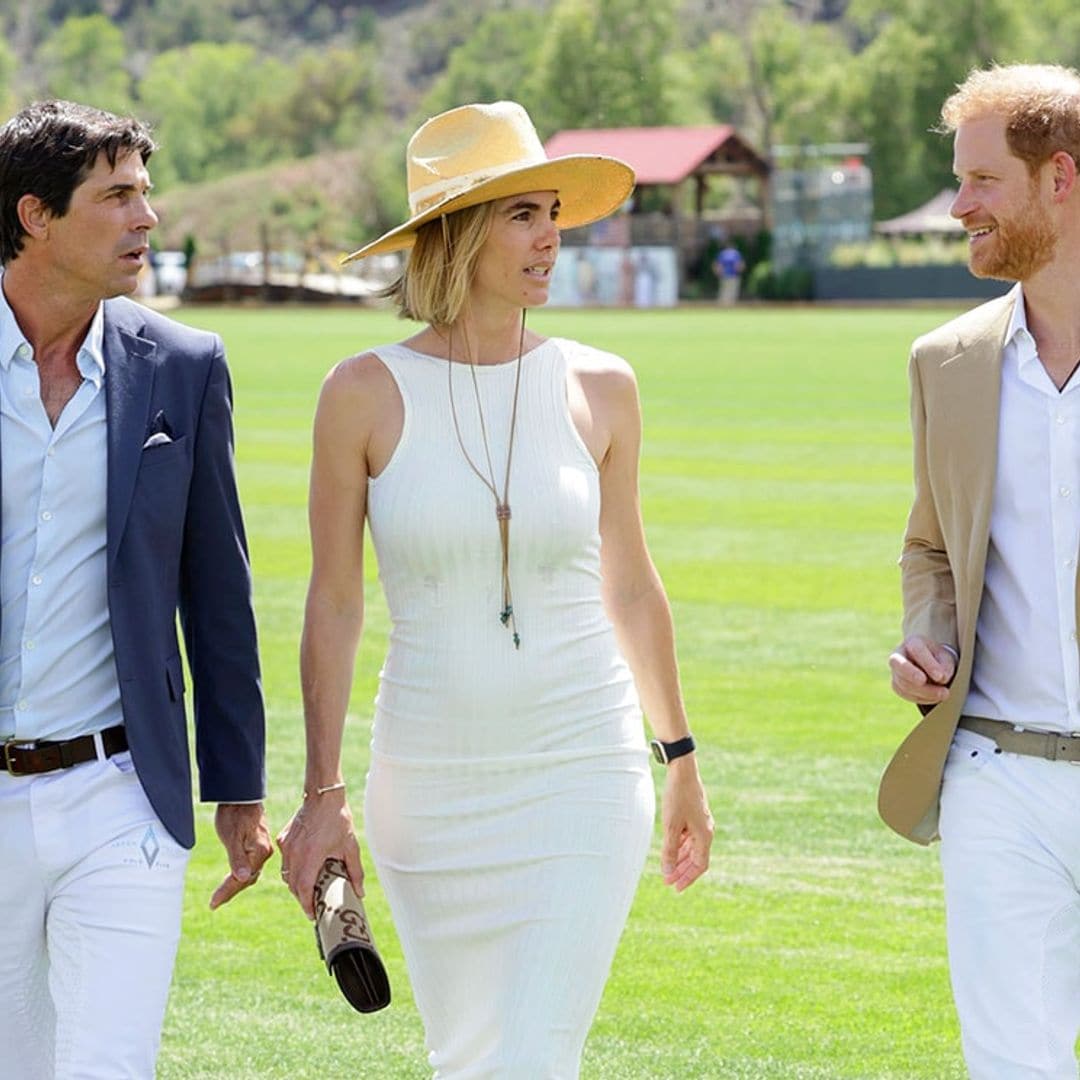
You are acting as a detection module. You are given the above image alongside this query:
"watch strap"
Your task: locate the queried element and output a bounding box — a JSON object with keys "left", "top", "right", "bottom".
{"left": 650, "top": 735, "right": 696, "bottom": 765}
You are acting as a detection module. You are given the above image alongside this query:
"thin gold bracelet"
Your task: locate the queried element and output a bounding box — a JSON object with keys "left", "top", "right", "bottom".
{"left": 303, "top": 781, "right": 346, "bottom": 798}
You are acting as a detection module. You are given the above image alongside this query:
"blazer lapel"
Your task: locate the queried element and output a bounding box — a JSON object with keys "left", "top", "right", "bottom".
{"left": 104, "top": 305, "right": 157, "bottom": 567}
{"left": 939, "top": 313, "right": 1007, "bottom": 512}
{"left": 934, "top": 297, "right": 1013, "bottom": 655}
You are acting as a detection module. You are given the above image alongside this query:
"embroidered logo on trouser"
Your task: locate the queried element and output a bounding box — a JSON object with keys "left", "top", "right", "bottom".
{"left": 139, "top": 825, "right": 160, "bottom": 869}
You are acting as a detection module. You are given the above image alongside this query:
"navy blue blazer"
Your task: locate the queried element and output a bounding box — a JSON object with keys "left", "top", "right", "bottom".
{"left": 83, "top": 297, "right": 264, "bottom": 847}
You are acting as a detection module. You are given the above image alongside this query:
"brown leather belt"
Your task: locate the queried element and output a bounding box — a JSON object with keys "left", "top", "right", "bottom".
{"left": 959, "top": 716, "right": 1080, "bottom": 763}
{"left": 1, "top": 725, "right": 128, "bottom": 776}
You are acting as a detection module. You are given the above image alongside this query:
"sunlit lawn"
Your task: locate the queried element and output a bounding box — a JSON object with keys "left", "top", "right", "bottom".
{"left": 157, "top": 303, "right": 972, "bottom": 1079}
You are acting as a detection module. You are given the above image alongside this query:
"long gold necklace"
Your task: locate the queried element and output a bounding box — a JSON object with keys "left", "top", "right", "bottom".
{"left": 446, "top": 316, "right": 525, "bottom": 649}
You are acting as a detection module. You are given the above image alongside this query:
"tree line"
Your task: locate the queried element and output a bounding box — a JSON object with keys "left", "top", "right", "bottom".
{"left": 0, "top": 0, "right": 1077, "bottom": 248}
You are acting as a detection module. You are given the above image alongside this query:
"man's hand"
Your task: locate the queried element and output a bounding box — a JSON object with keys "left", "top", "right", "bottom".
{"left": 210, "top": 802, "right": 274, "bottom": 910}
{"left": 889, "top": 635, "right": 957, "bottom": 706}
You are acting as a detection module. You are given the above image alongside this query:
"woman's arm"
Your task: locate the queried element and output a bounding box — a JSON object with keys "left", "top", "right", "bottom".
{"left": 277, "top": 354, "right": 393, "bottom": 918}
{"left": 582, "top": 357, "right": 714, "bottom": 892}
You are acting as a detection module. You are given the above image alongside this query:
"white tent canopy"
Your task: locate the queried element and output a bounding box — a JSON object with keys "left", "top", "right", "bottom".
{"left": 875, "top": 189, "right": 962, "bottom": 236}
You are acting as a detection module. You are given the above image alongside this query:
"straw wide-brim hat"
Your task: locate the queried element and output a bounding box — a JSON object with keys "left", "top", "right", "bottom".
{"left": 342, "top": 101, "right": 635, "bottom": 263}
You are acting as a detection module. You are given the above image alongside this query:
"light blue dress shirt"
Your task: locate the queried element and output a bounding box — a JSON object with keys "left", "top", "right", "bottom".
{"left": 0, "top": 283, "right": 123, "bottom": 742}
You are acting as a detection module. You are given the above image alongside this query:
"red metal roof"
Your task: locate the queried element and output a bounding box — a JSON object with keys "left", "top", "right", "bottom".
{"left": 544, "top": 125, "right": 751, "bottom": 185}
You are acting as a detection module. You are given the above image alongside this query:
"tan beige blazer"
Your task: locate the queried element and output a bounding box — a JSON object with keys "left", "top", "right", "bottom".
{"left": 878, "top": 290, "right": 1021, "bottom": 844}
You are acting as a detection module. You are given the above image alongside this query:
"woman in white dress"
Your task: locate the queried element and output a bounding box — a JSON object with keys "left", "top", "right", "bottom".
{"left": 278, "top": 101, "right": 713, "bottom": 1078}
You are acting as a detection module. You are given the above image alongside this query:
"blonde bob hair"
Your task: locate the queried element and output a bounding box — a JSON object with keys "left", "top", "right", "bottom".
{"left": 382, "top": 201, "right": 497, "bottom": 327}
{"left": 941, "top": 63, "right": 1080, "bottom": 176}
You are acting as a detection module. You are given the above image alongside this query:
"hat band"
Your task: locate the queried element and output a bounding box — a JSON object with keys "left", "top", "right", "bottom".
{"left": 410, "top": 158, "right": 549, "bottom": 216}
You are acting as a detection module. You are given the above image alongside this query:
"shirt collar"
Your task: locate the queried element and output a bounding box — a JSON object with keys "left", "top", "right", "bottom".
{"left": 0, "top": 275, "right": 30, "bottom": 374}
{"left": 76, "top": 304, "right": 106, "bottom": 389}
{"left": 1005, "top": 283, "right": 1038, "bottom": 372}
{"left": 0, "top": 273, "right": 106, "bottom": 388}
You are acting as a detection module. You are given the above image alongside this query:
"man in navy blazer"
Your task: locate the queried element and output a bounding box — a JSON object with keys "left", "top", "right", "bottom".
{"left": 0, "top": 101, "right": 271, "bottom": 1077}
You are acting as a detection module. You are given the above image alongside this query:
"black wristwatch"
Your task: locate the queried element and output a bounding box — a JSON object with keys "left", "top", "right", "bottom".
{"left": 650, "top": 735, "right": 696, "bottom": 765}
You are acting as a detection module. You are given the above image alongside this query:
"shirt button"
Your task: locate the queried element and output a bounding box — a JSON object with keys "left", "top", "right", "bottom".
{"left": 24, "top": 640, "right": 34, "bottom": 651}
{"left": 1071, "top": 631, "right": 1078, "bottom": 642}
{"left": 1061, "top": 486, "right": 1072, "bottom": 498}
{"left": 16, "top": 344, "right": 29, "bottom": 359}
{"left": 1057, "top": 413, "right": 1067, "bottom": 424}
{"left": 16, "top": 699, "right": 28, "bottom": 711}
{"left": 1067, "top": 558, "right": 1076, "bottom": 568}
{"left": 31, "top": 574, "right": 42, "bottom": 586}
{"left": 46, "top": 447, "right": 55, "bottom": 458}
{"left": 40, "top": 510, "right": 51, "bottom": 522}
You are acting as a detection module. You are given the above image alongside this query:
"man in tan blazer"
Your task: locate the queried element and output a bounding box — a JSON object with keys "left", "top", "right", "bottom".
{"left": 882, "top": 63, "right": 1080, "bottom": 1078}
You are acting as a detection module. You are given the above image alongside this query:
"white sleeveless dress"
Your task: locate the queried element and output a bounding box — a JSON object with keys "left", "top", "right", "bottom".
{"left": 363, "top": 338, "right": 654, "bottom": 1079}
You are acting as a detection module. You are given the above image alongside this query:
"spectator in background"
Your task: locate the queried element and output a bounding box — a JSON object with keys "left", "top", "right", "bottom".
{"left": 713, "top": 240, "right": 745, "bottom": 305}
{"left": 619, "top": 246, "right": 636, "bottom": 306}
{"left": 633, "top": 249, "right": 658, "bottom": 308}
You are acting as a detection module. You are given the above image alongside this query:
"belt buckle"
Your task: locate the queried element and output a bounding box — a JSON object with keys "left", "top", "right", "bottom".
{"left": 2, "top": 737, "right": 35, "bottom": 776}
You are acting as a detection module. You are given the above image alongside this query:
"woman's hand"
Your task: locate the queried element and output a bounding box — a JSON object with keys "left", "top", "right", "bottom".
{"left": 659, "top": 756, "right": 714, "bottom": 892}
{"left": 276, "top": 790, "right": 364, "bottom": 919}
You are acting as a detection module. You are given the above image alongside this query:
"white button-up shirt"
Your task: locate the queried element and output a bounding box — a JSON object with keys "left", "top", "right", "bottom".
{"left": 0, "top": 282, "right": 122, "bottom": 741}
{"left": 964, "top": 286, "right": 1080, "bottom": 733}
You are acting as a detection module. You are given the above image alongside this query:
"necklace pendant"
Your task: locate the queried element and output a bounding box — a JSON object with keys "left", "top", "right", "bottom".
{"left": 496, "top": 503, "right": 511, "bottom": 521}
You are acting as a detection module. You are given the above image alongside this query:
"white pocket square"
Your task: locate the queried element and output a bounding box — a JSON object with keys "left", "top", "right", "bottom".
{"left": 143, "top": 432, "right": 173, "bottom": 449}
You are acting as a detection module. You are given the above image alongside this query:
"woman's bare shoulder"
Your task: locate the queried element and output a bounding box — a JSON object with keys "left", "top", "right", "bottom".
{"left": 319, "top": 349, "right": 399, "bottom": 406}
{"left": 561, "top": 339, "right": 638, "bottom": 401}
{"left": 327, "top": 348, "right": 395, "bottom": 386}
{"left": 314, "top": 349, "right": 403, "bottom": 446}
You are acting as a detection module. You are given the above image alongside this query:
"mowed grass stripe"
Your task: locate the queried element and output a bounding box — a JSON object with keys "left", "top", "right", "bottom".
{"left": 157, "top": 304, "right": 969, "bottom": 1079}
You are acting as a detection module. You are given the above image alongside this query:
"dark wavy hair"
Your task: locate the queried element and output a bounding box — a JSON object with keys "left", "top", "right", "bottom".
{"left": 0, "top": 100, "right": 156, "bottom": 265}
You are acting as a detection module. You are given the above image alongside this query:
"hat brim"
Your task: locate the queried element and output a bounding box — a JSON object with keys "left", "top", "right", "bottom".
{"left": 342, "top": 155, "right": 634, "bottom": 264}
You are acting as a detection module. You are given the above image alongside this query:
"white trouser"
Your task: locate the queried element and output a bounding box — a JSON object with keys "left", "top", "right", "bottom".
{"left": 0, "top": 749, "right": 190, "bottom": 1080}
{"left": 940, "top": 727, "right": 1080, "bottom": 1079}
{"left": 718, "top": 277, "right": 741, "bottom": 305}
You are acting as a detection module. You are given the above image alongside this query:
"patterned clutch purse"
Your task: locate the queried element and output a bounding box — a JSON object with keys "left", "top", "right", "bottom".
{"left": 313, "top": 858, "right": 391, "bottom": 1013}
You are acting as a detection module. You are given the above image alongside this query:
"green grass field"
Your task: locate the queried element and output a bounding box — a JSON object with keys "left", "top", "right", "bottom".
{"left": 156, "top": 304, "right": 972, "bottom": 1079}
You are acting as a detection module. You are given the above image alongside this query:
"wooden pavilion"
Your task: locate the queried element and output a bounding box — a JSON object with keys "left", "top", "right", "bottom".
{"left": 544, "top": 123, "right": 770, "bottom": 259}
